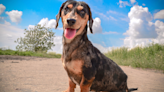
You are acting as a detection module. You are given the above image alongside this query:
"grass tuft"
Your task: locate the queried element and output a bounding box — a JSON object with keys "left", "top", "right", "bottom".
{"left": 104, "top": 43, "right": 164, "bottom": 71}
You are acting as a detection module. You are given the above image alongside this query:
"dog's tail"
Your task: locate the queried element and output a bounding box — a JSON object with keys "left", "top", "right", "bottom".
{"left": 127, "top": 88, "right": 138, "bottom": 92}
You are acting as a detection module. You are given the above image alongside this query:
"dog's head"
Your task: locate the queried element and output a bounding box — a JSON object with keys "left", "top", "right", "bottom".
{"left": 55, "top": 0, "right": 93, "bottom": 41}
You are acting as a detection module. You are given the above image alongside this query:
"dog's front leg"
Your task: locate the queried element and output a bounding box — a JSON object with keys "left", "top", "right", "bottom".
{"left": 63, "top": 77, "right": 76, "bottom": 92}
{"left": 80, "top": 75, "right": 95, "bottom": 92}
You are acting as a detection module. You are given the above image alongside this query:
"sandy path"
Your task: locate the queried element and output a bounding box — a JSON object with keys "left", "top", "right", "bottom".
{"left": 0, "top": 55, "right": 163, "bottom": 92}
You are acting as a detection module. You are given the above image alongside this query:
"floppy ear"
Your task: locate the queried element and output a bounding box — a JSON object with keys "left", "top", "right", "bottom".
{"left": 87, "top": 5, "right": 93, "bottom": 33}
{"left": 55, "top": 2, "right": 67, "bottom": 29}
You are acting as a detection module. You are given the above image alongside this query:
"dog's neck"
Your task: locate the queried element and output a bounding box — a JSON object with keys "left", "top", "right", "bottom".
{"left": 62, "top": 25, "right": 89, "bottom": 61}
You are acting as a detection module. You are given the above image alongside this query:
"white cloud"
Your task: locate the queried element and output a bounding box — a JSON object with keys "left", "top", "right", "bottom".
{"left": 124, "top": 5, "right": 157, "bottom": 38}
{"left": 0, "top": 4, "right": 6, "bottom": 15}
{"left": 88, "top": 17, "right": 102, "bottom": 34}
{"left": 0, "top": 23, "right": 24, "bottom": 50}
{"left": 92, "top": 43, "right": 111, "bottom": 53}
{"left": 28, "top": 25, "right": 35, "bottom": 30}
{"left": 92, "top": 17, "right": 102, "bottom": 33}
{"left": 117, "top": 0, "right": 131, "bottom": 8}
{"left": 123, "top": 37, "right": 153, "bottom": 49}
{"left": 51, "top": 36, "right": 63, "bottom": 54}
{"left": 28, "top": 18, "right": 61, "bottom": 30}
{"left": 154, "top": 20, "right": 164, "bottom": 44}
{"left": 4, "top": 20, "right": 11, "bottom": 25}
{"left": 6, "top": 10, "right": 22, "bottom": 23}
{"left": 123, "top": 5, "right": 164, "bottom": 49}
{"left": 130, "top": 0, "right": 136, "bottom": 4}
{"left": 128, "top": 5, "right": 152, "bottom": 21}
{"left": 38, "top": 18, "right": 56, "bottom": 28}
{"left": 154, "top": 10, "right": 164, "bottom": 19}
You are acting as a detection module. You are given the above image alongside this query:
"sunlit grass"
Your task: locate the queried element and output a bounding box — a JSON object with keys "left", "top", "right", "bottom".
{"left": 104, "top": 43, "right": 164, "bottom": 71}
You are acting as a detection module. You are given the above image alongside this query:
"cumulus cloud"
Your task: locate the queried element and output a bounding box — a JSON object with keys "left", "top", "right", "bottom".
{"left": 154, "top": 10, "right": 164, "bottom": 19}
{"left": 6, "top": 10, "right": 22, "bottom": 23}
{"left": 123, "top": 5, "right": 164, "bottom": 49}
{"left": 88, "top": 17, "right": 102, "bottom": 34}
{"left": 28, "top": 25, "right": 35, "bottom": 30}
{"left": 154, "top": 20, "right": 164, "bottom": 44}
{"left": 38, "top": 18, "right": 56, "bottom": 28}
{"left": 124, "top": 5, "right": 157, "bottom": 38}
{"left": 28, "top": 18, "right": 62, "bottom": 30}
{"left": 0, "top": 4, "right": 6, "bottom": 15}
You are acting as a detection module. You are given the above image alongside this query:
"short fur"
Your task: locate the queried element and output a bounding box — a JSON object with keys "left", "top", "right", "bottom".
{"left": 56, "top": 0, "right": 138, "bottom": 92}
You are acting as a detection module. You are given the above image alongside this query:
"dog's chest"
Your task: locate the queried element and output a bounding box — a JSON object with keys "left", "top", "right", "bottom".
{"left": 63, "top": 60, "right": 83, "bottom": 74}
{"left": 62, "top": 60, "right": 83, "bottom": 85}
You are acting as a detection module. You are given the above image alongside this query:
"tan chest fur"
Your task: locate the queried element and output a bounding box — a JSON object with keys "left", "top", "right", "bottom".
{"left": 62, "top": 59, "right": 83, "bottom": 75}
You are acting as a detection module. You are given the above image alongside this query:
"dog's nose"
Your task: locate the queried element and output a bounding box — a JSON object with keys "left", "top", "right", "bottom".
{"left": 67, "top": 18, "right": 76, "bottom": 26}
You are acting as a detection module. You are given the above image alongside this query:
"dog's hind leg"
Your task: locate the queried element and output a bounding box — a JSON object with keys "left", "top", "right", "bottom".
{"left": 126, "top": 86, "right": 129, "bottom": 92}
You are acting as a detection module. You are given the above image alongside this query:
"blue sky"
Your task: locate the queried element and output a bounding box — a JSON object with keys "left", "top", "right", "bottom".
{"left": 0, "top": 0, "right": 164, "bottom": 54}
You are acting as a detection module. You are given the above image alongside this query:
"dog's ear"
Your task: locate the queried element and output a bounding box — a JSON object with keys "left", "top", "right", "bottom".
{"left": 55, "top": 1, "right": 67, "bottom": 29}
{"left": 87, "top": 5, "right": 93, "bottom": 33}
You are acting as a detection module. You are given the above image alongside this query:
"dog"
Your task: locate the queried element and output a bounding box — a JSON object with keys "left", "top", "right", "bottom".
{"left": 55, "top": 0, "right": 138, "bottom": 92}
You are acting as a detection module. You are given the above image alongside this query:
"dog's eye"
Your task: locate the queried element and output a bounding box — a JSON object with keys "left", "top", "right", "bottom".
{"left": 65, "top": 7, "right": 69, "bottom": 11}
{"left": 80, "top": 9, "right": 85, "bottom": 14}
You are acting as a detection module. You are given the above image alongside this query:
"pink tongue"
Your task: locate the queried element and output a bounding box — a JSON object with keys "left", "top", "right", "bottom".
{"left": 64, "top": 28, "right": 76, "bottom": 39}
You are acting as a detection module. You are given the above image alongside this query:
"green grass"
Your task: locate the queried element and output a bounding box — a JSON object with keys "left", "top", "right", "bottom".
{"left": 0, "top": 49, "right": 61, "bottom": 58}
{"left": 104, "top": 43, "right": 164, "bottom": 71}
{"left": 1, "top": 43, "right": 164, "bottom": 71}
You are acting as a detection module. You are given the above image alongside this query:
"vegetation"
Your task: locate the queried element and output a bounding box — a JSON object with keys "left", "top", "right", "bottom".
{"left": 15, "top": 24, "right": 55, "bottom": 52}
{"left": 104, "top": 43, "right": 164, "bottom": 71}
{"left": 0, "top": 49, "right": 61, "bottom": 58}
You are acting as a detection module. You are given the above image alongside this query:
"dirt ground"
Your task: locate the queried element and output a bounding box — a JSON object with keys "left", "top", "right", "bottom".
{"left": 0, "top": 55, "right": 164, "bottom": 92}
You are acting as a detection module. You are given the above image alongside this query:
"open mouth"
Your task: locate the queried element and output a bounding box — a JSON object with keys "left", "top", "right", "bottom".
{"left": 64, "top": 27, "right": 80, "bottom": 39}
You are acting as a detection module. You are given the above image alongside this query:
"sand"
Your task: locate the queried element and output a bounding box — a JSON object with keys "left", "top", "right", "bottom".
{"left": 0, "top": 55, "right": 163, "bottom": 92}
